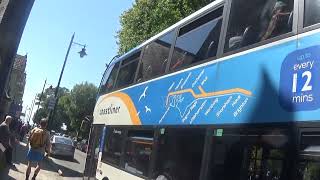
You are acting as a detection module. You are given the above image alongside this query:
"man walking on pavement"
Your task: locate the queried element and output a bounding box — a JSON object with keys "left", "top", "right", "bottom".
{"left": 26, "top": 118, "right": 51, "bottom": 180}
{"left": 0, "top": 115, "right": 15, "bottom": 168}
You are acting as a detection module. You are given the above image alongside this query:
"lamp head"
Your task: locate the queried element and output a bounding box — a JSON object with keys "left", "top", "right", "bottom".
{"left": 78, "top": 46, "right": 87, "bottom": 58}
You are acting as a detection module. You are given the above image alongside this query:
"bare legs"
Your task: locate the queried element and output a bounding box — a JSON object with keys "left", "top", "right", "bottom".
{"left": 26, "top": 161, "right": 31, "bottom": 180}
{"left": 34, "top": 162, "right": 40, "bottom": 177}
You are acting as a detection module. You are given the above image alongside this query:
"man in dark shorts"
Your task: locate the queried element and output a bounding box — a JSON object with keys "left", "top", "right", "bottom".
{"left": 25, "top": 118, "right": 51, "bottom": 180}
{"left": 0, "top": 115, "right": 15, "bottom": 167}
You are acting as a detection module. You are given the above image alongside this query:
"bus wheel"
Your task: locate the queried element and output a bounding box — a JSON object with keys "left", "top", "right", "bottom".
{"left": 102, "top": 177, "right": 109, "bottom": 180}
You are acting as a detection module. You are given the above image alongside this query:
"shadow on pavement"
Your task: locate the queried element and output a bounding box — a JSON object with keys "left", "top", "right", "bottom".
{"left": 45, "top": 157, "right": 83, "bottom": 178}
{"left": 0, "top": 167, "right": 15, "bottom": 180}
{"left": 1, "top": 141, "right": 82, "bottom": 178}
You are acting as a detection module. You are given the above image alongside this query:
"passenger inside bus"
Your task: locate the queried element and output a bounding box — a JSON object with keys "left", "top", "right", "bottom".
{"left": 226, "top": 0, "right": 293, "bottom": 52}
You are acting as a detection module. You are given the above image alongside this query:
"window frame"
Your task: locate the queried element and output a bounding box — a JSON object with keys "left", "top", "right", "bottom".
{"left": 100, "top": 50, "right": 141, "bottom": 95}
{"left": 114, "top": 51, "right": 141, "bottom": 90}
{"left": 121, "top": 128, "right": 156, "bottom": 178}
{"left": 221, "top": 0, "right": 298, "bottom": 58}
{"left": 202, "top": 124, "right": 297, "bottom": 180}
{"left": 135, "top": 30, "right": 178, "bottom": 84}
{"left": 167, "top": 3, "right": 226, "bottom": 74}
{"left": 101, "top": 127, "right": 126, "bottom": 166}
{"left": 297, "top": 127, "right": 320, "bottom": 179}
{"left": 298, "top": 0, "right": 320, "bottom": 34}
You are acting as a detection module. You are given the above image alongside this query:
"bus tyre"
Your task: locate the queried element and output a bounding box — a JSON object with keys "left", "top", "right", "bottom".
{"left": 102, "top": 177, "right": 109, "bottom": 180}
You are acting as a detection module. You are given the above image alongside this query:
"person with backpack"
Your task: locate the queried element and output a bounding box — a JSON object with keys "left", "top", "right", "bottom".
{"left": 25, "top": 118, "right": 51, "bottom": 180}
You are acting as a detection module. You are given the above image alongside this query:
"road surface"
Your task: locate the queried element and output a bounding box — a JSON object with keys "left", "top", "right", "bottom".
{"left": 49, "top": 149, "right": 86, "bottom": 180}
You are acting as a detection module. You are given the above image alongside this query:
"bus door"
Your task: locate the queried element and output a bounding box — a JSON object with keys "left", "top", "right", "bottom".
{"left": 206, "top": 128, "right": 293, "bottom": 180}
{"left": 84, "top": 125, "right": 104, "bottom": 178}
{"left": 296, "top": 128, "right": 320, "bottom": 180}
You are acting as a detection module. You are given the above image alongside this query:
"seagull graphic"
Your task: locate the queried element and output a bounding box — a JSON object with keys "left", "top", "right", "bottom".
{"left": 139, "top": 86, "right": 148, "bottom": 102}
{"left": 145, "top": 106, "right": 151, "bottom": 113}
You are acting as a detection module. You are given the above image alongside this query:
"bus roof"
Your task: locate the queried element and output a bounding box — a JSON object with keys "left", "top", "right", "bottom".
{"left": 111, "top": 0, "right": 224, "bottom": 65}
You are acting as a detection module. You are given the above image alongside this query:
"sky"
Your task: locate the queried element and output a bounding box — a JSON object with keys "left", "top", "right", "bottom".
{"left": 17, "top": 0, "right": 135, "bottom": 122}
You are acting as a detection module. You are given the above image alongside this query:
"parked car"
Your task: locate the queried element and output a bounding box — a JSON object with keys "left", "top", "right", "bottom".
{"left": 50, "top": 135, "right": 75, "bottom": 160}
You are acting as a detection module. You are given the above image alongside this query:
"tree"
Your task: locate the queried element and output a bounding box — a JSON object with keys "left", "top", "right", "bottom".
{"left": 117, "top": 0, "right": 215, "bottom": 54}
{"left": 33, "top": 87, "right": 70, "bottom": 126}
{"left": 64, "top": 82, "right": 98, "bottom": 139}
{"left": 33, "top": 82, "right": 98, "bottom": 138}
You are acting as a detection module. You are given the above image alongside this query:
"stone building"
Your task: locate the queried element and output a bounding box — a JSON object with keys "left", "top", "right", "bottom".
{"left": 0, "top": 0, "right": 35, "bottom": 120}
{"left": 7, "top": 54, "right": 27, "bottom": 118}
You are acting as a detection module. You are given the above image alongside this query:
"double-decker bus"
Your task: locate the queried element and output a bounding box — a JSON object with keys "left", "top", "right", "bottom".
{"left": 84, "top": 0, "right": 320, "bottom": 179}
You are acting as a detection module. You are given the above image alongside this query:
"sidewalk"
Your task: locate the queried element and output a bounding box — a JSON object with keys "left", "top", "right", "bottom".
{"left": 0, "top": 141, "right": 62, "bottom": 180}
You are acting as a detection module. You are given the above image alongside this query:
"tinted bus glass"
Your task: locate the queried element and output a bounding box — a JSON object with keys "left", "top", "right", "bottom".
{"left": 102, "top": 128, "right": 124, "bottom": 166}
{"left": 298, "top": 132, "right": 320, "bottom": 180}
{"left": 99, "top": 62, "right": 120, "bottom": 95}
{"left": 207, "top": 129, "right": 289, "bottom": 180}
{"left": 138, "top": 31, "right": 175, "bottom": 82}
{"left": 224, "top": 0, "right": 293, "bottom": 52}
{"left": 115, "top": 52, "right": 140, "bottom": 89}
{"left": 170, "top": 7, "right": 223, "bottom": 71}
{"left": 153, "top": 128, "right": 205, "bottom": 180}
{"left": 123, "top": 130, "right": 154, "bottom": 177}
{"left": 304, "top": 0, "right": 320, "bottom": 27}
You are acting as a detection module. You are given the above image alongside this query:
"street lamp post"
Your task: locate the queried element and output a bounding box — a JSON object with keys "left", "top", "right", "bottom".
{"left": 47, "top": 33, "right": 87, "bottom": 130}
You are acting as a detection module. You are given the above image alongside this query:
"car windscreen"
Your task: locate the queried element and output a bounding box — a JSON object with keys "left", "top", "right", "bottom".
{"left": 55, "top": 137, "right": 73, "bottom": 145}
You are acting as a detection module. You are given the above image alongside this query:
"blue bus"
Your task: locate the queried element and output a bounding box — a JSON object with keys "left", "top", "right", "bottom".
{"left": 84, "top": 0, "right": 320, "bottom": 179}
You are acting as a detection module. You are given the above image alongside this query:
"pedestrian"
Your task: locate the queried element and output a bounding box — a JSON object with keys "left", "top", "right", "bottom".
{"left": 25, "top": 118, "right": 51, "bottom": 180}
{"left": 20, "top": 123, "right": 28, "bottom": 141}
{"left": 0, "top": 115, "right": 15, "bottom": 168}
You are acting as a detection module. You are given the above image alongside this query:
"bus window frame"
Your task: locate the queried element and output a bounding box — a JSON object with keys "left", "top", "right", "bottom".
{"left": 221, "top": 0, "right": 298, "bottom": 58}
{"left": 115, "top": 51, "right": 141, "bottom": 90}
{"left": 296, "top": 127, "right": 320, "bottom": 179}
{"left": 98, "top": 126, "right": 156, "bottom": 179}
{"left": 135, "top": 30, "right": 178, "bottom": 84}
{"left": 298, "top": 0, "right": 320, "bottom": 34}
{"left": 107, "top": 50, "right": 141, "bottom": 93}
{"left": 201, "top": 124, "right": 298, "bottom": 180}
{"left": 121, "top": 128, "right": 156, "bottom": 178}
{"left": 166, "top": 3, "right": 226, "bottom": 74}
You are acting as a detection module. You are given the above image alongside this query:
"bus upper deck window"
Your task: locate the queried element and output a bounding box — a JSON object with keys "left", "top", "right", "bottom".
{"left": 115, "top": 52, "right": 140, "bottom": 89}
{"left": 304, "top": 0, "right": 320, "bottom": 27}
{"left": 224, "top": 0, "right": 293, "bottom": 53}
{"left": 100, "top": 62, "right": 120, "bottom": 94}
{"left": 170, "top": 7, "right": 223, "bottom": 71}
{"left": 139, "top": 31, "right": 175, "bottom": 81}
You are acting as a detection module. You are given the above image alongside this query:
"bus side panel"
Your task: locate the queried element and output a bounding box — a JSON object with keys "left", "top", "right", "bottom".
{"left": 121, "top": 37, "right": 298, "bottom": 125}
{"left": 94, "top": 31, "right": 320, "bottom": 126}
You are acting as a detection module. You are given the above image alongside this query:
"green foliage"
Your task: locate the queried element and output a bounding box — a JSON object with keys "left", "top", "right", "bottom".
{"left": 33, "top": 87, "right": 70, "bottom": 125}
{"left": 117, "top": 0, "right": 214, "bottom": 54}
{"left": 65, "top": 82, "right": 98, "bottom": 138}
{"left": 33, "top": 82, "right": 98, "bottom": 138}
